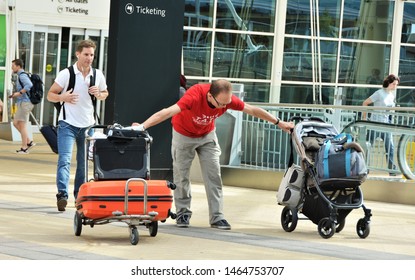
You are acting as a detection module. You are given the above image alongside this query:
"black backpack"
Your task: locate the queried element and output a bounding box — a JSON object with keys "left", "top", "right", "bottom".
{"left": 54, "top": 65, "right": 99, "bottom": 123}
{"left": 19, "top": 72, "right": 44, "bottom": 105}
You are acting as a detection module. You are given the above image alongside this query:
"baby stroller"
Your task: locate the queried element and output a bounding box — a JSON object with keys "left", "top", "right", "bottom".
{"left": 277, "top": 117, "right": 372, "bottom": 239}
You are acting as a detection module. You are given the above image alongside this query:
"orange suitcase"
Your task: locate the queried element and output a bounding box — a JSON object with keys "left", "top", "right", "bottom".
{"left": 74, "top": 178, "right": 176, "bottom": 245}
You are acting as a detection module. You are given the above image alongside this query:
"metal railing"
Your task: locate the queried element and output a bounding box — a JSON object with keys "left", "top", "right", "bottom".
{"left": 231, "top": 103, "right": 415, "bottom": 180}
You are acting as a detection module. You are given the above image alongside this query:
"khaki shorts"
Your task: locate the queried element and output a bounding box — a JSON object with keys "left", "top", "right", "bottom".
{"left": 14, "top": 101, "right": 34, "bottom": 122}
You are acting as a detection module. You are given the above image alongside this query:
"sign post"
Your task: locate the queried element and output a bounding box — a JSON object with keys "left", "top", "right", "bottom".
{"left": 106, "top": 0, "right": 184, "bottom": 180}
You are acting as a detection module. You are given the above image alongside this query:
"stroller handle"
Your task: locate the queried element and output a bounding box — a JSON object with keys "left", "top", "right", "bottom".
{"left": 289, "top": 116, "right": 325, "bottom": 123}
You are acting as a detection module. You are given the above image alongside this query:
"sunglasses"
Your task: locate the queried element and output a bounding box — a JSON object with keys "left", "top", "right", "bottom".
{"left": 211, "top": 94, "right": 229, "bottom": 107}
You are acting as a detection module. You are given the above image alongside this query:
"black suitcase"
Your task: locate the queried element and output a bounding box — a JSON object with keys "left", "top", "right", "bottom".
{"left": 30, "top": 112, "right": 58, "bottom": 154}
{"left": 40, "top": 125, "right": 58, "bottom": 154}
{"left": 92, "top": 129, "right": 151, "bottom": 180}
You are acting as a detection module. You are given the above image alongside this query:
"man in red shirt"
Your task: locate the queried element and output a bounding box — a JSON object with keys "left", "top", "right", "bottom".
{"left": 134, "top": 79, "right": 294, "bottom": 230}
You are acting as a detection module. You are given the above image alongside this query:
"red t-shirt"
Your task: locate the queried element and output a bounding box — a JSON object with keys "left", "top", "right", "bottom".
{"left": 172, "top": 83, "right": 245, "bottom": 137}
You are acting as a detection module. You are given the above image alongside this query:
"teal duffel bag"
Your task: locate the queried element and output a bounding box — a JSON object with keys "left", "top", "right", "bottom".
{"left": 315, "top": 133, "right": 368, "bottom": 187}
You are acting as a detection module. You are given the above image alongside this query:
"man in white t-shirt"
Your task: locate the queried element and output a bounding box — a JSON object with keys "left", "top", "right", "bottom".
{"left": 47, "top": 39, "right": 109, "bottom": 211}
{"left": 362, "top": 74, "right": 399, "bottom": 175}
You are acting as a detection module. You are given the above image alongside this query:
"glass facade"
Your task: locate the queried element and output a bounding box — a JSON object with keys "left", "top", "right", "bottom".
{"left": 398, "top": 2, "right": 415, "bottom": 107}
{"left": 183, "top": 0, "right": 275, "bottom": 100}
{"left": 3, "top": 0, "right": 415, "bottom": 117}
{"left": 0, "top": 15, "right": 6, "bottom": 121}
{"left": 182, "top": 0, "right": 415, "bottom": 105}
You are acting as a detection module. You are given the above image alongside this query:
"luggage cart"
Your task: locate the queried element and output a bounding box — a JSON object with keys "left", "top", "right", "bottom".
{"left": 74, "top": 124, "right": 176, "bottom": 245}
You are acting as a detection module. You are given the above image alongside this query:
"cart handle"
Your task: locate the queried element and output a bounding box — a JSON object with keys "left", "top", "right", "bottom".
{"left": 85, "top": 124, "right": 151, "bottom": 141}
{"left": 125, "top": 178, "right": 148, "bottom": 215}
{"left": 289, "top": 116, "right": 325, "bottom": 123}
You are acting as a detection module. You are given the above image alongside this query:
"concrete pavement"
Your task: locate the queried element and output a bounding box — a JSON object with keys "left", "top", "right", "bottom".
{"left": 1, "top": 133, "right": 415, "bottom": 261}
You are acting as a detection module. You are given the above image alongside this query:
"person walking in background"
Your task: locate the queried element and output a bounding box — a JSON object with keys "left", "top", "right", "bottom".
{"left": 179, "top": 74, "right": 187, "bottom": 98}
{"left": 366, "top": 68, "right": 382, "bottom": 85}
{"left": 47, "top": 39, "right": 109, "bottom": 211}
{"left": 362, "top": 74, "right": 399, "bottom": 176}
{"left": 10, "top": 58, "right": 36, "bottom": 154}
{"left": 132, "top": 79, "right": 294, "bottom": 230}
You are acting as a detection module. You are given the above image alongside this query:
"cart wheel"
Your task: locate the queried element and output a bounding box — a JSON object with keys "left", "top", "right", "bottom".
{"left": 335, "top": 219, "right": 346, "bottom": 233}
{"left": 280, "top": 206, "right": 298, "bottom": 232}
{"left": 130, "top": 226, "right": 139, "bottom": 245}
{"left": 148, "top": 221, "right": 158, "bottom": 237}
{"left": 169, "top": 210, "right": 177, "bottom": 219}
{"left": 356, "top": 218, "right": 370, "bottom": 239}
{"left": 74, "top": 211, "right": 82, "bottom": 236}
{"left": 318, "top": 218, "right": 335, "bottom": 239}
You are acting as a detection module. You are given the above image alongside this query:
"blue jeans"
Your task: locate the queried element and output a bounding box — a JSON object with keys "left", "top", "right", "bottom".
{"left": 56, "top": 121, "right": 89, "bottom": 199}
{"left": 367, "top": 130, "right": 396, "bottom": 170}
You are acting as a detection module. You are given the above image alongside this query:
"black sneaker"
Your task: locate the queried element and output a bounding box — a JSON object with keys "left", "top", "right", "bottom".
{"left": 16, "top": 147, "right": 29, "bottom": 154}
{"left": 56, "top": 192, "right": 68, "bottom": 212}
{"left": 176, "top": 214, "right": 190, "bottom": 228}
{"left": 211, "top": 219, "right": 231, "bottom": 230}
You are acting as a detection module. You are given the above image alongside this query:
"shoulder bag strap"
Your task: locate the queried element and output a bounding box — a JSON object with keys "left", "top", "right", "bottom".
{"left": 90, "top": 68, "right": 100, "bottom": 124}
{"left": 61, "top": 65, "right": 76, "bottom": 120}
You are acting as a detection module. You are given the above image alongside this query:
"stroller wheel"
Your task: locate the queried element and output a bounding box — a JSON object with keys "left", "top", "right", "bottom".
{"left": 281, "top": 206, "right": 298, "bottom": 232}
{"left": 318, "top": 218, "right": 335, "bottom": 239}
{"left": 335, "top": 219, "right": 346, "bottom": 233}
{"left": 356, "top": 218, "right": 370, "bottom": 239}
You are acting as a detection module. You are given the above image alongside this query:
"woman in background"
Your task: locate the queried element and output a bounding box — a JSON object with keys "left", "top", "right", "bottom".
{"left": 362, "top": 74, "right": 399, "bottom": 176}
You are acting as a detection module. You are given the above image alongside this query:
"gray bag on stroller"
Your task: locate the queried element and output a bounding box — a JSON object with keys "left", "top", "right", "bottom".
{"left": 277, "top": 164, "right": 305, "bottom": 207}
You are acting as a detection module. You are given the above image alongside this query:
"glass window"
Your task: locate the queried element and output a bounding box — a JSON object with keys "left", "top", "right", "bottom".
{"left": 283, "top": 38, "right": 339, "bottom": 83}
{"left": 286, "top": 0, "right": 341, "bottom": 38}
{"left": 241, "top": 82, "right": 270, "bottom": 102}
{"left": 103, "top": 37, "right": 109, "bottom": 76}
{"left": 339, "top": 42, "right": 390, "bottom": 84}
{"left": 280, "top": 84, "right": 314, "bottom": 103}
{"left": 399, "top": 46, "right": 415, "bottom": 87}
{"left": 397, "top": 88, "right": 415, "bottom": 108}
{"left": 399, "top": 2, "right": 415, "bottom": 87}
{"left": 282, "top": 37, "right": 312, "bottom": 81}
{"left": 343, "top": 0, "right": 393, "bottom": 42}
{"left": 44, "top": 33, "right": 59, "bottom": 125}
{"left": 71, "top": 34, "right": 84, "bottom": 65}
{"left": 320, "top": 41, "right": 338, "bottom": 84}
{"left": 343, "top": 86, "right": 380, "bottom": 106}
{"left": 182, "top": 30, "right": 212, "bottom": 77}
{"left": 401, "top": 3, "right": 415, "bottom": 44}
{"left": 216, "top": 0, "right": 276, "bottom": 33}
{"left": 280, "top": 84, "right": 334, "bottom": 104}
{"left": 184, "top": 0, "right": 214, "bottom": 28}
{"left": 212, "top": 32, "right": 273, "bottom": 79}
{"left": 33, "top": 32, "right": 45, "bottom": 76}
{"left": 31, "top": 32, "right": 46, "bottom": 119}
{"left": 88, "top": 35, "right": 100, "bottom": 69}
{"left": 18, "top": 31, "right": 32, "bottom": 69}
{"left": 186, "top": 79, "right": 209, "bottom": 88}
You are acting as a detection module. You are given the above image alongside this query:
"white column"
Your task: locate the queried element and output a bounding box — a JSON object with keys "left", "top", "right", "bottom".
{"left": 270, "top": 0, "right": 288, "bottom": 103}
